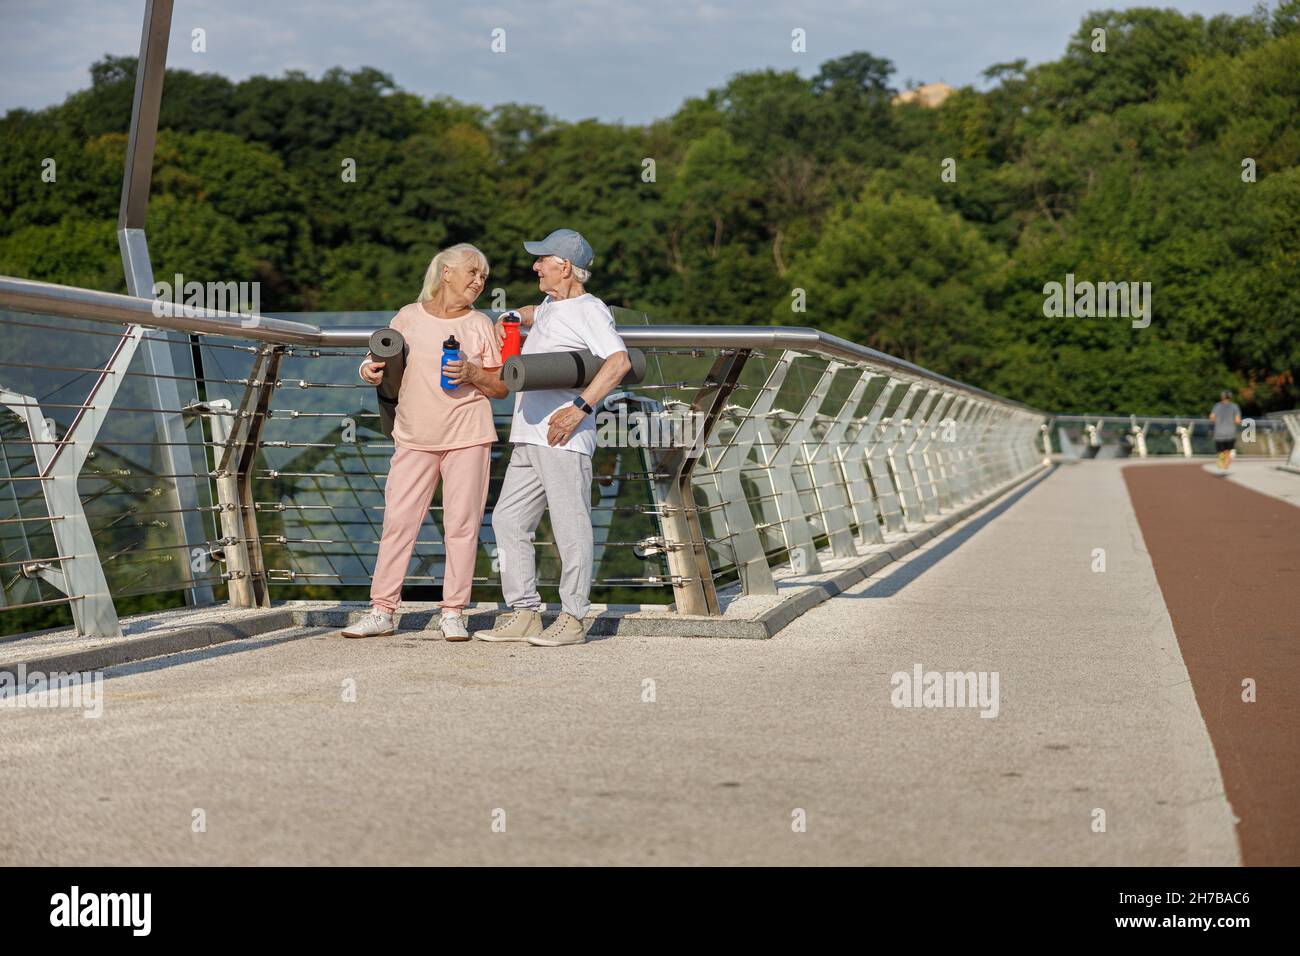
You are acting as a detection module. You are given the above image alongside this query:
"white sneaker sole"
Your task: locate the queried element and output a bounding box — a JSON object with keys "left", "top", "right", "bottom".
{"left": 527, "top": 633, "right": 587, "bottom": 646}
{"left": 473, "top": 612, "right": 543, "bottom": 642}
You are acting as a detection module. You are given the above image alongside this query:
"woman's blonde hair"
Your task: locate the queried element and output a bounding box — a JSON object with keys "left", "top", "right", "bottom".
{"left": 419, "top": 243, "right": 490, "bottom": 301}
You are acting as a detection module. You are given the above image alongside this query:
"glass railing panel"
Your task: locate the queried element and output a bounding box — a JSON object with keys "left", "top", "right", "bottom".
{"left": 1, "top": 309, "right": 216, "bottom": 635}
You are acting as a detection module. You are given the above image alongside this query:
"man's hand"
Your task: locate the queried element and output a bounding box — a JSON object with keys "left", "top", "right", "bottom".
{"left": 493, "top": 305, "right": 536, "bottom": 347}
{"left": 360, "top": 359, "right": 385, "bottom": 385}
{"left": 547, "top": 404, "right": 586, "bottom": 446}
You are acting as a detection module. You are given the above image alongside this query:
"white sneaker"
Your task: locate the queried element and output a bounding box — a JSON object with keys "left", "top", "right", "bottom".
{"left": 439, "top": 611, "right": 469, "bottom": 642}
{"left": 342, "top": 608, "right": 395, "bottom": 638}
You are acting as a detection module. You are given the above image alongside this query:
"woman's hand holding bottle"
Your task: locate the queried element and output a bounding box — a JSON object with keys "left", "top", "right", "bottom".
{"left": 442, "top": 357, "right": 480, "bottom": 388}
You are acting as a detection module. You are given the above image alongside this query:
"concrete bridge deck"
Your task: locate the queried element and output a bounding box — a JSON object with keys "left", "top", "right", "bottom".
{"left": 1, "top": 460, "right": 1295, "bottom": 865}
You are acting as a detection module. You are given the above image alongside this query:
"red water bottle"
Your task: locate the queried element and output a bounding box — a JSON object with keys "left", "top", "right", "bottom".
{"left": 500, "top": 310, "right": 522, "bottom": 363}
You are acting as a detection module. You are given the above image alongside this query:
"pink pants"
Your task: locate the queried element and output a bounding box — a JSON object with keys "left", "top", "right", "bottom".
{"left": 370, "top": 442, "right": 492, "bottom": 613}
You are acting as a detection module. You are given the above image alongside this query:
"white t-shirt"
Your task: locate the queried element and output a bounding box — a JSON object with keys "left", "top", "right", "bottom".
{"left": 509, "top": 293, "right": 628, "bottom": 457}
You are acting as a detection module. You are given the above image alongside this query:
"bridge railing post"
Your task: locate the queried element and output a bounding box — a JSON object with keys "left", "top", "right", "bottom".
{"left": 189, "top": 398, "right": 257, "bottom": 607}
{"left": 215, "top": 345, "right": 283, "bottom": 608}
{"left": 800, "top": 362, "right": 861, "bottom": 560}
{"left": 647, "top": 349, "right": 750, "bottom": 616}
{"left": 1280, "top": 412, "right": 1300, "bottom": 472}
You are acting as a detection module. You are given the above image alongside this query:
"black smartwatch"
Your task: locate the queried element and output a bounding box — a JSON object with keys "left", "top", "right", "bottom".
{"left": 572, "top": 397, "right": 593, "bottom": 415}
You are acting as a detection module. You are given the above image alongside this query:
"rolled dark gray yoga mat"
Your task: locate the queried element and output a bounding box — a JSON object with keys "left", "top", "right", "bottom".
{"left": 502, "top": 348, "right": 646, "bottom": 392}
{"left": 368, "top": 328, "right": 407, "bottom": 438}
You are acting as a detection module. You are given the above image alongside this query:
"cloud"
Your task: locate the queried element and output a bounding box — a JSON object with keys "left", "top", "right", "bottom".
{"left": 0, "top": 0, "right": 1266, "bottom": 122}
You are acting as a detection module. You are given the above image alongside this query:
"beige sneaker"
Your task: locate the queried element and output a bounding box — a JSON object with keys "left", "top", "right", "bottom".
{"left": 528, "top": 612, "right": 587, "bottom": 647}
{"left": 473, "top": 608, "right": 543, "bottom": 642}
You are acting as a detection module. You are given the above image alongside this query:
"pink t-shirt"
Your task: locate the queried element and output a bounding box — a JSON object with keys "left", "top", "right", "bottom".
{"left": 387, "top": 302, "right": 501, "bottom": 451}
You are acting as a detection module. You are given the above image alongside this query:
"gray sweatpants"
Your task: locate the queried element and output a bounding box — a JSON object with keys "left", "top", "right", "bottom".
{"left": 491, "top": 442, "right": 594, "bottom": 618}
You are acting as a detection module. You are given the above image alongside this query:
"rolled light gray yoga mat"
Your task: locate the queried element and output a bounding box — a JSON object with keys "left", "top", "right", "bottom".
{"left": 502, "top": 348, "right": 646, "bottom": 392}
{"left": 369, "top": 328, "right": 407, "bottom": 438}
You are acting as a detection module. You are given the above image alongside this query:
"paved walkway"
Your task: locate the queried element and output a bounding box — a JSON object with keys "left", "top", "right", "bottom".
{"left": 0, "top": 461, "right": 1264, "bottom": 865}
{"left": 1213, "top": 459, "right": 1300, "bottom": 508}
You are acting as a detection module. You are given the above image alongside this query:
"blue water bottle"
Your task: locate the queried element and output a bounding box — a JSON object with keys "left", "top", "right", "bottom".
{"left": 440, "top": 334, "right": 462, "bottom": 390}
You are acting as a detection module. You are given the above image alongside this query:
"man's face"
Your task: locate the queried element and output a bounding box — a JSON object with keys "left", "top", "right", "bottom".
{"left": 533, "top": 255, "right": 567, "bottom": 295}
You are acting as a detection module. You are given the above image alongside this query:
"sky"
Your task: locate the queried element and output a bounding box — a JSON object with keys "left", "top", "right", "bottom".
{"left": 0, "top": 0, "right": 1268, "bottom": 124}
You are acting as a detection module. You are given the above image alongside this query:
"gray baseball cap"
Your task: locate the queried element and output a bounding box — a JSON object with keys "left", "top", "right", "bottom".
{"left": 523, "top": 228, "right": 594, "bottom": 271}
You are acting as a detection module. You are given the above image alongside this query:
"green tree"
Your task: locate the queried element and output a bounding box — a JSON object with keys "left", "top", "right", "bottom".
{"left": 783, "top": 187, "right": 1004, "bottom": 378}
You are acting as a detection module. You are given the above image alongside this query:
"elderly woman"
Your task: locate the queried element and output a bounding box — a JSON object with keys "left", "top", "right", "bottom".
{"left": 343, "top": 243, "right": 508, "bottom": 641}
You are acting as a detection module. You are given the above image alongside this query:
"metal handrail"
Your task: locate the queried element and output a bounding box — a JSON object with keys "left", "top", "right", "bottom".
{"left": 0, "top": 275, "right": 323, "bottom": 347}
{"left": 0, "top": 275, "right": 1040, "bottom": 414}
{"left": 1051, "top": 414, "right": 1286, "bottom": 426}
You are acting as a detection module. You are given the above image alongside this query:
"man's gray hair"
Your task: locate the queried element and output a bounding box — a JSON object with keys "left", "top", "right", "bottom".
{"left": 551, "top": 254, "right": 590, "bottom": 284}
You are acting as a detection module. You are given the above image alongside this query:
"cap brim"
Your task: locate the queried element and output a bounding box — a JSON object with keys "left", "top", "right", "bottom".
{"left": 522, "top": 241, "right": 551, "bottom": 256}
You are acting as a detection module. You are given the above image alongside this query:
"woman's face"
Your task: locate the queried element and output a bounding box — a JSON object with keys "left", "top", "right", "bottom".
{"left": 442, "top": 255, "right": 487, "bottom": 304}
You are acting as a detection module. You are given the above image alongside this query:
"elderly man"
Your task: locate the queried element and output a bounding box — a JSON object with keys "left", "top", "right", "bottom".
{"left": 474, "top": 229, "right": 631, "bottom": 646}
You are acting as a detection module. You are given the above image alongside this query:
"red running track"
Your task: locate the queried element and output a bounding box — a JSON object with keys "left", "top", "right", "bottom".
{"left": 1124, "top": 463, "right": 1300, "bottom": 866}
